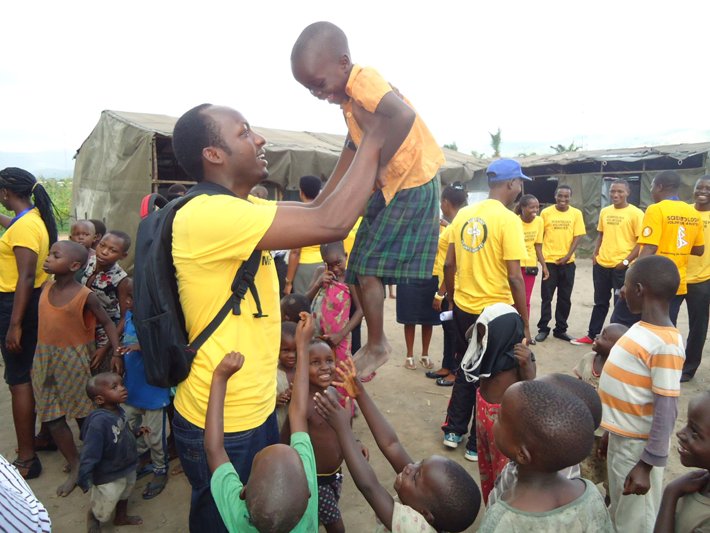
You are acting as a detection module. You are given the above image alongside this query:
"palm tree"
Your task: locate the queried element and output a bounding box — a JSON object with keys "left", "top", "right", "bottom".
{"left": 489, "top": 128, "right": 502, "bottom": 158}
{"left": 550, "top": 141, "right": 582, "bottom": 153}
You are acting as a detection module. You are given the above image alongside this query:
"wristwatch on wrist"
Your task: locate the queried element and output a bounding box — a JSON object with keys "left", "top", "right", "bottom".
{"left": 622, "top": 259, "right": 630, "bottom": 267}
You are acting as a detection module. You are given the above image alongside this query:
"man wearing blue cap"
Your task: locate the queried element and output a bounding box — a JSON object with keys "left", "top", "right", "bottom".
{"left": 440, "top": 158, "right": 530, "bottom": 460}
{"left": 535, "top": 184, "right": 586, "bottom": 343}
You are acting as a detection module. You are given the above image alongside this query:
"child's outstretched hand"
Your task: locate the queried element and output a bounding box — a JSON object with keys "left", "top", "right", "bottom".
{"left": 333, "top": 359, "right": 363, "bottom": 399}
{"left": 295, "top": 311, "right": 314, "bottom": 346}
{"left": 214, "top": 352, "right": 245, "bottom": 380}
{"left": 313, "top": 387, "right": 350, "bottom": 431}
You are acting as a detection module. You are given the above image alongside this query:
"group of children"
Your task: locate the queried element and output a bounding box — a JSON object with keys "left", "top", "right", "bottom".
{"left": 29, "top": 219, "right": 171, "bottom": 531}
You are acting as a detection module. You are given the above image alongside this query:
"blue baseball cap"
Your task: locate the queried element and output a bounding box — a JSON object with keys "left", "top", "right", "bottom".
{"left": 486, "top": 158, "right": 531, "bottom": 182}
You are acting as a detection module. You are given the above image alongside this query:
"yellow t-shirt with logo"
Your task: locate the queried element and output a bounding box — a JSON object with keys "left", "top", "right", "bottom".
{"left": 596, "top": 204, "right": 644, "bottom": 268}
{"left": 173, "top": 194, "right": 280, "bottom": 432}
{"left": 449, "top": 199, "right": 527, "bottom": 315}
{"left": 432, "top": 224, "right": 452, "bottom": 284}
{"left": 685, "top": 209, "right": 710, "bottom": 284}
{"left": 0, "top": 208, "right": 49, "bottom": 292}
{"left": 520, "top": 216, "right": 544, "bottom": 268}
{"left": 638, "top": 199, "right": 704, "bottom": 295}
{"left": 541, "top": 205, "right": 586, "bottom": 263}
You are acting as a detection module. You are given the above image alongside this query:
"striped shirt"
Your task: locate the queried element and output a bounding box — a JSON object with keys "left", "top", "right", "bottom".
{"left": 0, "top": 455, "right": 51, "bottom": 533}
{"left": 599, "top": 322, "right": 685, "bottom": 439}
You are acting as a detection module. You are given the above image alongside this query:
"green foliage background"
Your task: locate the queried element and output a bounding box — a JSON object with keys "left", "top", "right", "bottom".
{"left": 0, "top": 178, "right": 73, "bottom": 235}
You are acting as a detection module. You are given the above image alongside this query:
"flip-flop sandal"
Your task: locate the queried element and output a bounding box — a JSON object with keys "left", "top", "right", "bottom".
{"left": 419, "top": 356, "right": 435, "bottom": 369}
{"left": 436, "top": 376, "right": 455, "bottom": 387}
{"left": 142, "top": 473, "right": 168, "bottom": 500}
{"left": 425, "top": 370, "right": 449, "bottom": 379}
{"left": 404, "top": 357, "right": 417, "bottom": 370}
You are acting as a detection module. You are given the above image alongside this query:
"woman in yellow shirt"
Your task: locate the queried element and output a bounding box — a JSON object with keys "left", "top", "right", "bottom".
{"left": 516, "top": 195, "right": 548, "bottom": 319}
{"left": 0, "top": 168, "right": 57, "bottom": 479}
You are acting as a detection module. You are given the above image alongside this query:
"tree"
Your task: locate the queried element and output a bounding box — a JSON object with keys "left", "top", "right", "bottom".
{"left": 489, "top": 128, "right": 502, "bottom": 158}
{"left": 443, "top": 142, "right": 459, "bottom": 151}
{"left": 550, "top": 141, "right": 582, "bottom": 153}
{"left": 470, "top": 150, "right": 487, "bottom": 159}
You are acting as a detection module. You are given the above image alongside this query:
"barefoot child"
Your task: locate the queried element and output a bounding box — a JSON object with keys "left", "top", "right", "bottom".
{"left": 116, "top": 278, "right": 171, "bottom": 500}
{"left": 79, "top": 372, "right": 142, "bottom": 532}
{"left": 655, "top": 391, "right": 710, "bottom": 532}
{"left": 573, "top": 322, "right": 628, "bottom": 494}
{"left": 292, "top": 21, "right": 444, "bottom": 376}
{"left": 81, "top": 230, "right": 130, "bottom": 374}
{"left": 32, "top": 241, "right": 121, "bottom": 497}
{"left": 315, "top": 359, "right": 481, "bottom": 532}
{"left": 599, "top": 255, "right": 685, "bottom": 533}
{"left": 281, "top": 329, "right": 366, "bottom": 532}
{"left": 481, "top": 380, "right": 613, "bottom": 531}
{"left": 275, "top": 321, "right": 297, "bottom": 432}
{"left": 205, "top": 312, "right": 318, "bottom": 532}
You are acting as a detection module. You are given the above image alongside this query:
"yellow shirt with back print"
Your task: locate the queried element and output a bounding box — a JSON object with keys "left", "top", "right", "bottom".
{"left": 638, "top": 199, "right": 704, "bottom": 295}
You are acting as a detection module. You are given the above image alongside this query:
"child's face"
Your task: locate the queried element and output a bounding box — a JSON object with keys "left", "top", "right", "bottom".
{"left": 70, "top": 222, "right": 96, "bottom": 249}
{"left": 292, "top": 54, "right": 350, "bottom": 105}
{"left": 96, "top": 374, "right": 128, "bottom": 406}
{"left": 96, "top": 234, "right": 128, "bottom": 268}
{"left": 279, "top": 334, "right": 296, "bottom": 370}
{"left": 43, "top": 243, "right": 79, "bottom": 275}
{"left": 308, "top": 342, "right": 336, "bottom": 389}
{"left": 323, "top": 252, "right": 347, "bottom": 280}
{"left": 593, "top": 326, "right": 617, "bottom": 358}
{"left": 676, "top": 395, "right": 710, "bottom": 468}
{"left": 393, "top": 456, "right": 447, "bottom": 516}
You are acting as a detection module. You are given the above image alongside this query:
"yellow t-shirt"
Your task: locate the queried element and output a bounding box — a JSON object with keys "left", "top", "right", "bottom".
{"left": 449, "top": 199, "right": 527, "bottom": 315}
{"left": 173, "top": 194, "right": 280, "bottom": 432}
{"left": 343, "top": 217, "right": 362, "bottom": 267}
{"left": 541, "top": 205, "right": 586, "bottom": 263}
{"left": 685, "top": 209, "right": 710, "bottom": 285}
{"left": 299, "top": 245, "right": 323, "bottom": 265}
{"left": 432, "top": 224, "right": 452, "bottom": 284}
{"left": 638, "top": 199, "right": 704, "bottom": 295}
{"left": 341, "top": 65, "right": 444, "bottom": 205}
{"left": 596, "top": 204, "right": 644, "bottom": 268}
{"left": 0, "top": 209, "right": 49, "bottom": 292}
{"left": 520, "top": 216, "right": 544, "bottom": 268}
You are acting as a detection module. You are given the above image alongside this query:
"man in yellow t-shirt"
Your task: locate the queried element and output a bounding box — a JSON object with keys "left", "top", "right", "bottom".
{"left": 682, "top": 175, "right": 710, "bottom": 381}
{"left": 611, "top": 170, "right": 704, "bottom": 328}
{"left": 169, "top": 103, "right": 384, "bottom": 530}
{"left": 573, "top": 180, "right": 643, "bottom": 345}
{"left": 440, "top": 159, "right": 529, "bottom": 458}
{"left": 536, "top": 185, "right": 586, "bottom": 343}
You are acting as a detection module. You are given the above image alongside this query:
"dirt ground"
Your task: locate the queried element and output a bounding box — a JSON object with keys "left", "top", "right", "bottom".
{"left": 1, "top": 259, "right": 707, "bottom": 532}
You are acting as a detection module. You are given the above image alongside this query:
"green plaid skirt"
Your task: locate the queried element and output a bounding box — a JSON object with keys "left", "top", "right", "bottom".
{"left": 346, "top": 178, "right": 440, "bottom": 285}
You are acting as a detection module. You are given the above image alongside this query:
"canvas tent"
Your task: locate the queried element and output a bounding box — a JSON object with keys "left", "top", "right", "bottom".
{"left": 466, "top": 142, "right": 710, "bottom": 255}
{"left": 72, "top": 109, "right": 486, "bottom": 268}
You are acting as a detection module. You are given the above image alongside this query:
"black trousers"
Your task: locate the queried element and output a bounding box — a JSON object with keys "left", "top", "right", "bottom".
{"left": 441, "top": 304, "right": 479, "bottom": 451}
{"left": 610, "top": 293, "right": 684, "bottom": 328}
{"left": 683, "top": 279, "right": 710, "bottom": 378}
{"left": 537, "top": 262, "right": 576, "bottom": 335}
{"left": 588, "top": 264, "right": 627, "bottom": 338}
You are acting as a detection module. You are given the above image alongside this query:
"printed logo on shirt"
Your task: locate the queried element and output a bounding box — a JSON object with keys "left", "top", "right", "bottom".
{"left": 677, "top": 226, "right": 688, "bottom": 249}
{"left": 461, "top": 217, "right": 487, "bottom": 253}
{"left": 642, "top": 226, "right": 653, "bottom": 237}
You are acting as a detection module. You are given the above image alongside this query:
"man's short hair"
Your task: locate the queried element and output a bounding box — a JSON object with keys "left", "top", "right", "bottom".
{"left": 106, "top": 230, "right": 132, "bottom": 253}
{"left": 556, "top": 184, "right": 572, "bottom": 194}
{"left": 627, "top": 255, "right": 680, "bottom": 301}
{"left": 299, "top": 175, "right": 322, "bottom": 200}
{"left": 173, "top": 104, "right": 229, "bottom": 181}
{"left": 654, "top": 170, "right": 681, "bottom": 190}
{"left": 441, "top": 184, "right": 468, "bottom": 208}
{"left": 611, "top": 179, "right": 630, "bottom": 190}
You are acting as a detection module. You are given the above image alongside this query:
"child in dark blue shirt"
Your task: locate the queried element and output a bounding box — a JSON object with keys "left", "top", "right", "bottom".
{"left": 116, "top": 278, "right": 171, "bottom": 499}
{"left": 78, "top": 372, "right": 142, "bottom": 532}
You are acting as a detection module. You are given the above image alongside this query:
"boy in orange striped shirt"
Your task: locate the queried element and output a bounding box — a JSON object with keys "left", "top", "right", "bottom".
{"left": 598, "top": 255, "right": 685, "bottom": 533}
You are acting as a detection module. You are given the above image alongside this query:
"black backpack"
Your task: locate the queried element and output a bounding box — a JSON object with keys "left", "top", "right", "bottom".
{"left": 133, "top": 182, "right": 265, "bottom": 388}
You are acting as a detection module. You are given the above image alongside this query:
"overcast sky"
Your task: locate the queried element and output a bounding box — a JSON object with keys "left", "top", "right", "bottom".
{"left": 2, "top": 0, "right": 709, "bottom": 170}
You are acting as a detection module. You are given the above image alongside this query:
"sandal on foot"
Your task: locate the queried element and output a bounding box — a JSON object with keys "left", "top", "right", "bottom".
{"left": 419, "top": 356, "right": 434, "bottom": 370}
{"left": 404, "top": 357, "right": 417, "bottom": 370}
{"left": 13, "top": 455, "right": 42, "bottom": 480}
{"left": 436, "top": 376, "right": 455, "bottom": 387}
{"left": 142, "top": 473, "right": 168, "bottom": 500}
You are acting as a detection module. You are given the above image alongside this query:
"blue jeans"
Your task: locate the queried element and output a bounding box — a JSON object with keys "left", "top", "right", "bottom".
{"left": 173, "top": 409, "right": 279, "bottom": 532}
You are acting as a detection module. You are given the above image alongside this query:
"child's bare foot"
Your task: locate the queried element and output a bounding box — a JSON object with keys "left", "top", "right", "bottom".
{"left": 114, "top": 499, "right": 143, "bottom": 526}
{"left": 87, "top": 510, "right": 101, "bottom": 533}
{"left": 62, "top": 462, "right": 71, "bottom": 473}
{"left": 353, "top": 339, "right": 392, "bottom": 376}
{"left": 57, "top": 469, "right": 78, "bottom": 497}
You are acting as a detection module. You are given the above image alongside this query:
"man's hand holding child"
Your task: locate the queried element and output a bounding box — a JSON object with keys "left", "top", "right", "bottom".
{"left": 213, "top": 352, "right": 245, "bottom": 381}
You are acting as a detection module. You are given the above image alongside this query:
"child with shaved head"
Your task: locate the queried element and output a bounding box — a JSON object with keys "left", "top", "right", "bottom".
{"left": 204, "top": 312, "right": 318, "bottom": 532}
{"left": 292, "top": 21, "right": 444, "bottom": 376}
{"left": 481, "top": 380, "right": 613, "bottom": 531}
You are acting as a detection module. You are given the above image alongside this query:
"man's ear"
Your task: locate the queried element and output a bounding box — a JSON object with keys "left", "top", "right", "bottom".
{"left": 516, "top": 443, "right": 532, "bottom": 466}
{"left": 203, "top": 146, "right": 223, "bottom": 165}
{"left": 339, "top": 53, "right": 351, "bottom": 70}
